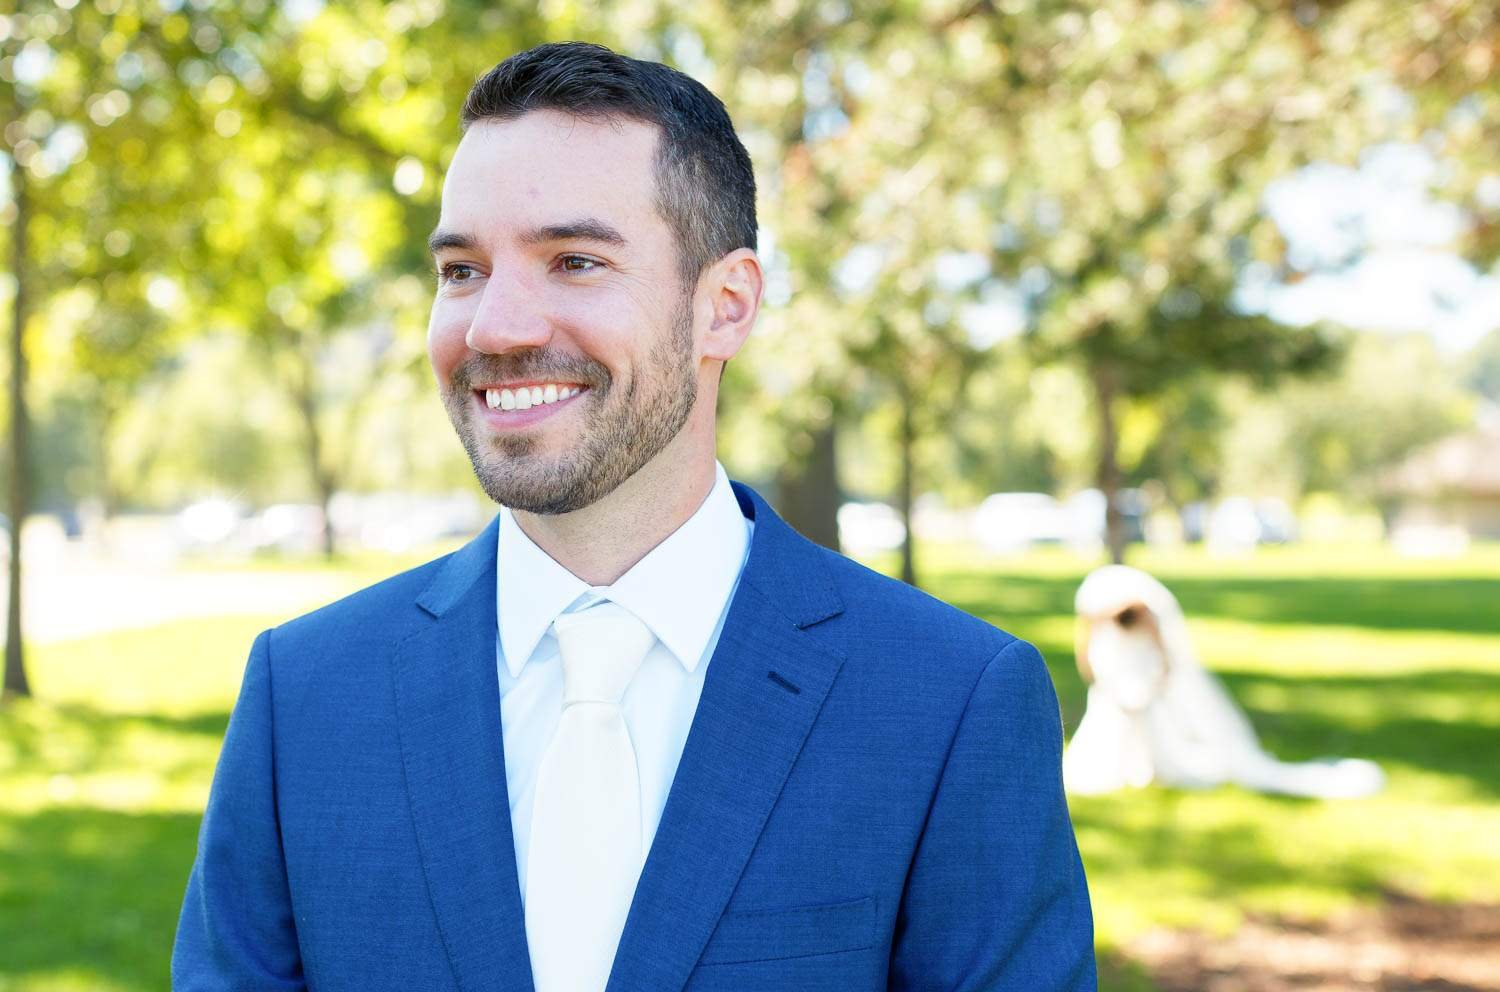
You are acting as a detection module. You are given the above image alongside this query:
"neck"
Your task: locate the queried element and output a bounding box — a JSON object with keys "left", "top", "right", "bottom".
{"left": 512, "top": 431, "right": 719, "bottom": 586}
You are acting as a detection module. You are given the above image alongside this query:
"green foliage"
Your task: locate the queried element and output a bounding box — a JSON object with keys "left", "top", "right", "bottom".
{"left": 3, "top": 0, "right": 1495, "bottom": 520}
{"left": 1466, "top": 327, "right": 1500, "bottom": 404}
{"left": 676, "top": 1, "right": 1498, "bottom": 566}
{"left": 1122, "top": 376, "right": 1229, "bottom": 506}
{"left": 1220, "top": 332, "right": 1474, "bottom": 499}
{"left": 850, "top": 341, "right": 1069, "bottom": 504}
{"left": 106, "top": 335, "right": 305, "bottom": 507}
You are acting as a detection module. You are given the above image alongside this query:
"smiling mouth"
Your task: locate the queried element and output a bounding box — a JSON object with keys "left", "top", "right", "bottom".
{"left": 474, "top": 382, "right": 588, "bottom": 411}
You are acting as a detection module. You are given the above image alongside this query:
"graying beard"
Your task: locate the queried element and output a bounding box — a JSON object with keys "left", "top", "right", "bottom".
{"left": 446, "top": 299, "right": 696, "bottom": 514}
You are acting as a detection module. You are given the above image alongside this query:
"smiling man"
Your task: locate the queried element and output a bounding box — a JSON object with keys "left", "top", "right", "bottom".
{"left": 173, "top": 42, "right": 1095, "bottom": 992}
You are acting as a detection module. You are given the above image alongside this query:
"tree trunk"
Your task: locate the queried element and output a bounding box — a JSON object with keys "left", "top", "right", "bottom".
{"left": 5, "top": 154, "right": 32, "bottom": 699}
{"left": 96, "top": 399, "right": 119, "bottom": 518}
{"left": 1091, "top": 361, "right": 1126, "bottom": 565}
{"left": 288, "top": 345, "right": 338, "bottom": 559}
{"left": 896, "top": 382, "right": 918, "bottom": 588}
{"left": 314, "top": 471, "right": 336, "bottom": 559}
{"left": 775, "top": 421, "right": 841, "bottom": 552}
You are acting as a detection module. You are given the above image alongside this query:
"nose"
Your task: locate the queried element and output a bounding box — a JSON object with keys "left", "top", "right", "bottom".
{"left": 463, "top": 273, "right": 554, "bottom": 354}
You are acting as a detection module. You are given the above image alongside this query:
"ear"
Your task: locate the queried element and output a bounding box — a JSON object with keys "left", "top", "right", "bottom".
{"left": 699, "top": 248, "right": 763, "bottom": 363}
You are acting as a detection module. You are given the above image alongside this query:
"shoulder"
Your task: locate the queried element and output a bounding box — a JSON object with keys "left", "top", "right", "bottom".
{"left": 815, "top": 545, "right": 1014, "bottom": 655}
{"left": 744, "top": 529, "right": 1065, "bottom": 792}
{"left": 730, "top": 481, "right": 1024, "bottom": 688}
{"left": 264, "top": 514, "right": 497, "bottom": 659}
{"left": 809, "top": 544, "right": 1064, "bottom": 752}
{"left": 763, "top": 531, "right": 1038, "bottom": 709}
{"left": 258, "top": 547, "right": 469, "bottom": 679}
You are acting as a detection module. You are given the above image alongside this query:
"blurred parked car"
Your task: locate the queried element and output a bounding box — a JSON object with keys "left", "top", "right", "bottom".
{"left": 976, "top": 489, "right": 1147, "bottom": 554}
{"left": 837, "top": 501, "right": 906, "bottom": 554}
{"left": 1207, "top": 496, "right": 1299, "bottom": 550}
{"left": 174, "top": 498, "right": 247, "bottom": 552}
{"left": 973, "top": 492, "right": 1071, "bottom": 553}
{"left": 248, "top": 504, "right": 328, "bottom": 556}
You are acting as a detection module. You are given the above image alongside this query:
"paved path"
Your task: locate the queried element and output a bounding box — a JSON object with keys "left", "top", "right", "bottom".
{"left": 2, "top": 550, "right": 356, "bottom": 645}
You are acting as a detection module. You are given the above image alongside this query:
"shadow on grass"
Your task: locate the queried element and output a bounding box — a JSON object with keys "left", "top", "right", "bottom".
{"left": 1169, "top": 576, "right": 1500, "bottom": 636}
{"left": 939, "top": 569, "right": 1500, "bottom": 636}
{"left": 2, "top": 703, "right": 227, "bottom": 766}
{"left": 1097, "top": 949, "right": 1163, "bottom": 992}
{"left": 1220, "top": 668, "right": 1500, "bottom": 799}
{"left": 132, "top": 709, "right": 232, "bottom": 738}
{"left": 0, "top": 806, "right": 202, "bottom": 990}
{"left": 1070, "top": 795, "right": 1392, "bottom": 906}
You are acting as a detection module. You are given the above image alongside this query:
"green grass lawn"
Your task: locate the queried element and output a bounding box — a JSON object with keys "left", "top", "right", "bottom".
{"left": 3, "top": 542, "right": 1498, "bottom": 990}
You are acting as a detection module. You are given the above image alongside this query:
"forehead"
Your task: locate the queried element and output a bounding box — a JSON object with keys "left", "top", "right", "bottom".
{"left": 439, "top": 110, "right": 662, "bottom": 239}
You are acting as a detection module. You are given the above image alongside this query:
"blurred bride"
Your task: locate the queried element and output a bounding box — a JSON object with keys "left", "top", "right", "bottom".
{"left": 1063, "top": 564, "right": 1384, "bottom": 799}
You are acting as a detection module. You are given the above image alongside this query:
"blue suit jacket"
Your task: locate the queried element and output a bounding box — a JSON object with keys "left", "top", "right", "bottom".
{"left": 173, "top": 482, "right": 1095, "bottom": 990}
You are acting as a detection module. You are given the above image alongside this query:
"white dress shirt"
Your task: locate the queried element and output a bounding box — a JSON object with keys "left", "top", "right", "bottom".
{"left": 495, "top": 461, "right": 752, "bottom": 905}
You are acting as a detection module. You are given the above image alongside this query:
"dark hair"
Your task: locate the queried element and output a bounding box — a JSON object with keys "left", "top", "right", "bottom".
{"left": 461, "top": 42, "right": 757, "bottom": 289}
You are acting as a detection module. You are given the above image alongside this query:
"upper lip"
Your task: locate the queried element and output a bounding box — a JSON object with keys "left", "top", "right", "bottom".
{"left": 471, "top": 381, "right": 588, "bottom": 391}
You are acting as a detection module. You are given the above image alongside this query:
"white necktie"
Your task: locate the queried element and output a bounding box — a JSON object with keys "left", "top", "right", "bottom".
{"left": 524, "top": 601, "right": 656, "bottom": 992}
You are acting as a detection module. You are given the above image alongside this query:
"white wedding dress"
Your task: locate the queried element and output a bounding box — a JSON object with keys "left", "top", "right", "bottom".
{"left": 1062, "top": 564, "right": 1384, "bottom": 799}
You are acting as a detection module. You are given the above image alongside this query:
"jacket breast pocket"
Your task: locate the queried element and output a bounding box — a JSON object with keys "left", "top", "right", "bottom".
{"left": 697, "top": 895, "right": 877, "bottom": 966}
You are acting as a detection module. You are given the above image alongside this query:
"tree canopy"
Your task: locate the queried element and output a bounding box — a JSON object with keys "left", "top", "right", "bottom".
{"left": 2, "top": 0, "right": 1496, "bottom": 689}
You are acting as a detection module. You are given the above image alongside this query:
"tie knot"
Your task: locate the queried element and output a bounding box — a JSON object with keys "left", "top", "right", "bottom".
{"left": 551, "top": 602, "right": 655, "bottom": 705}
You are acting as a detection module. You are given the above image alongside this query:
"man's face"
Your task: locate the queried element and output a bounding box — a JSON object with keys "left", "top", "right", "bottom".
{"left": 427, "top": 110, "right": 700, "bottom": 514}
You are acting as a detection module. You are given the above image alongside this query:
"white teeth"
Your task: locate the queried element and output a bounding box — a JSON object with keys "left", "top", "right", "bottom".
{"left": 487, "top": 383, "right": 581, "bottom": 412}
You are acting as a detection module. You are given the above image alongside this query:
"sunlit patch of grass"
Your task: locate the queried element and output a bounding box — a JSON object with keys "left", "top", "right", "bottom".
{"left": 1, "top": 614, "right": 293, "bottom": 990}
{"left": 0, "top": 969, "right": 135, "bottom": 992}
{"left": 175, "top": 539, "right": 466, "bottom": 579}
{"left": 0, "top": 803, "right": 204, "bottom": 989}
{"left": 0, "top": 702, "right": 225, "bottom": 817}
{"left": 29, "top": 615, "right": 283, "bottom": 717}
{"left": 1195, "top": 617, "right": 1500, "bottom": 673}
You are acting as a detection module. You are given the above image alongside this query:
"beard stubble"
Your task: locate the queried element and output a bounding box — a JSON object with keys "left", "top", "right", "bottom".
{"left": 440, "top": 296, "right": 698, "bottom": 515}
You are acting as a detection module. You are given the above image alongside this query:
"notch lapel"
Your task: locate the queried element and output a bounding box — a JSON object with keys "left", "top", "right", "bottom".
{"left": 605, "top": 485, "right": 847, "bottom": 992}
{"left": 393, "top": 517, "right": 536, "bottom": 992}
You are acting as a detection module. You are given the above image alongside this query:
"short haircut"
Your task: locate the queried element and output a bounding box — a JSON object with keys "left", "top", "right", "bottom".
{"left": 461, "top": 42, "right": 757, "bottom": 289}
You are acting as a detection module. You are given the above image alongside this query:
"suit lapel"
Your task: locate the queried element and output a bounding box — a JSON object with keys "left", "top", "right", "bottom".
{"left": 393, "top": 517, "right": 536, "bottom": 992}
{"left": 392, "top": 486, "right": 846, "bottom": 992}
{"left": 606, "top": 484, "right": 847, "bottom": 992}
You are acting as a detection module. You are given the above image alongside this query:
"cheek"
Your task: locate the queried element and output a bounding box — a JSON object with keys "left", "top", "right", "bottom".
{"left": 426, "top": 302, "right": 470, "bottom": 379}
{"left": 549, "top": 299, "right": 630, "bottom": 357}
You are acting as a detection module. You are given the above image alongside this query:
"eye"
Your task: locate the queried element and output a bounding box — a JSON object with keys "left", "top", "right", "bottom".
{"left": 438, "top": 262, "right": 477, "bottom": 284}
{"left": 559, "top": 255, "right": 601, "bottom": 273}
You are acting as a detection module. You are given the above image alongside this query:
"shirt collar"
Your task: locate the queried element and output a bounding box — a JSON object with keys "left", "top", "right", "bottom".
{"left": 496, "top": 461, "right": 750, "bottom": 678}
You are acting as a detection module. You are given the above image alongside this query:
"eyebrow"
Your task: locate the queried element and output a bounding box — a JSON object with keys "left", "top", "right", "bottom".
{"left": 522, "top": 219, "right": 628, "bottom": 248}
{"left": 427, "top": 218, "right": 628, "bottom": 256}
{"left": 427, "top": 229, "right": 479, "bottom": 256}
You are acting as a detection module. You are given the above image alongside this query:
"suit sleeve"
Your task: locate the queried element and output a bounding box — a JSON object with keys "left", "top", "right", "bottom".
{"left": 888, "top": 637, "right": 1097, "bottom": 991}
{"left": 173, "top": 629, "right": 306, "bottom": 991}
